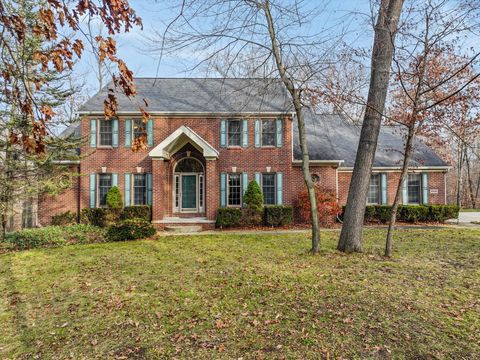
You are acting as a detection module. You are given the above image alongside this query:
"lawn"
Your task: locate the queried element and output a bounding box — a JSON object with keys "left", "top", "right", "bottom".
{"left": 0, "top": 229, "right": 479, "bottom": 359}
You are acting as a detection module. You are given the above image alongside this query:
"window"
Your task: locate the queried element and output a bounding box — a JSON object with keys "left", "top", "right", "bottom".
{"left": 368, "top": 174, "right": 381, "bottom": 204}
{"left": 133, "top": 174, "right": 147, "bottom": 205}
{"left": 227, "top": 173, "right": 242, "bottom": 206}
{"left": 133, "top": 119, "right": 146, "bottom": 142}
{"left": 227, "top": 120, "right": 242, "bottom": 147}
{"left": 99, "top": 120, "right": 113, "bottom": 146}
{"left": 174, "top": 158, "right": 204, "bottom": 173}
{"left": 407, "top": 173, "right": 421, "bottom": 204}
{"left": 262, "top": 173, "right": 276, "bottom": 205}
{"left": 261, "top": 119, "right": 276, "bottom": 146}
{"left": 98, "top": 173, "right": 112, "bottom": 206}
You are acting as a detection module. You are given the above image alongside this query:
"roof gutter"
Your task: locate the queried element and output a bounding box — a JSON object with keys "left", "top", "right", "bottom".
{"left": 337, "top": 166, "right": 451, "bottom": 172}
{"left": 292, "top": 160, "right": 344, "bottom": 167}
{"left": 52, "top": 160, "right": 81, "bottom": 165}
{"left": 76, "top": 111, "right": 296, "bottom": 117}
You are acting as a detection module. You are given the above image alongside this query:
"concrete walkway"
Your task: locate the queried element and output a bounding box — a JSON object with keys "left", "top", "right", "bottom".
{"left": 446, "top": 211, "right": 480, "bottom": 228}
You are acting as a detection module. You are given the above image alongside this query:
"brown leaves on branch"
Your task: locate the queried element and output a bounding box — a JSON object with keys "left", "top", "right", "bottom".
{"left": 0, "top": 0, "right": 145, "bottom": 154}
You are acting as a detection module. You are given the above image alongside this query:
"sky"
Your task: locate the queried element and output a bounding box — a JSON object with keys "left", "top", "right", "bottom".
{"left": 76, "top": 0, "right": 374, "bottom": 94}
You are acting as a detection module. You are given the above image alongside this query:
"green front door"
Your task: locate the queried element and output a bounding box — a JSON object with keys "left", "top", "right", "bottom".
{"left": 181, "top": 175, "right": 197, "bottom": 210}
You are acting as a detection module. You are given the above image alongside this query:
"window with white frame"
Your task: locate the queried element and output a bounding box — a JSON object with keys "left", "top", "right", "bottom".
{"left": 227, "top": 119, "right": 242, "bottom": 147}
{"left": 227, "top": 173, "right": 242, "bottom": 206}
{"left": 261, "top": 119, "right": 276, "bottom": 146}
{"left": 98, "top": 173, "right": 112, "bottom": 206}
{"left": 98, "top": 120, "right": 113, "bottom": 146}
{"left": 262, "top": 173, "right": 276, "bottom": 205}
{"left": 407, "top": 173, "right": 421, "bottom": 204}
{"left": 133, "top": 174, "right": 147, "bottom": 205}
{"left": 368, "top": 174, "right": 381, "bottom": 204}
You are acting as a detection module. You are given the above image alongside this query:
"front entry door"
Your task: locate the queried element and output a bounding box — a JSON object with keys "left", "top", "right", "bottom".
{"left": 181, "top": 175, "right": 197, "bottom": 211}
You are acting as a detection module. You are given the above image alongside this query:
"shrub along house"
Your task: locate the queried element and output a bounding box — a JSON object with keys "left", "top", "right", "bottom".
{"left": 38, "top": 78, "right": 450, "bottom": 229}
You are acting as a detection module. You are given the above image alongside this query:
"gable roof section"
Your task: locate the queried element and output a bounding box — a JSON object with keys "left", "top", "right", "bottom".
{"left": 149, "top": 125, "right": 219, "bottom": 160}
{"left": 78, "top": 78, "right": 292, "bottom": 115}
{"left": 293, "top": 109, "right": 449, "bottom": 168}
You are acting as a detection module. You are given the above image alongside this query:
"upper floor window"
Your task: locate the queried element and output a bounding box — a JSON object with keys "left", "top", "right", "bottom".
{"left": 99, "top": 120, "right": 113, "bottom": 147}
{"left": 133, "top": 119, "right": 146, "bottom": 142}
{"left": 261, "top": 173, "right": 276, "bottom": 205}
{"left": 368, "top": 174, "right": 381, "bottom": 204}
{"left": 227, "top": 120, "right": 242, "bottom": 147}
{"left": 261, "top": 119, "right": 276, "bottom": 146}
{"left": 133, "top": 174, "right": 147, "bottom": 205}
{"left": 407, "top": 174, "right": 421, "bottom": 204}
{"left": 98, "top": 173, "right": 112, "bottom": 206}
{"left": 227, "top": 173, "right": 242, "bottom": 206}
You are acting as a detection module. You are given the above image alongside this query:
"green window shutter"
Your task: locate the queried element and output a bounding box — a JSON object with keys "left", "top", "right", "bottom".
{"left": 381, "top": 173, "right": 388, "bottom": 204}
{"left": 422, "top": 173, "right": 429, "bottom": 204}
{"left": 124, "top": 173, "right": 131, "bottom": 206}
{"left": 147, "top": 173, "right": 153, "bottom": 205}
{"left": 147, "top": 119, "right": 154, "bottom": 147}
{"left": 89, "top": 174, "right": 96, "bottom": 208}
{"left": 242, "top": 172, "right": 248, "bottom": 195}
{"left": 255, "top": 172, "right": 261, "bottom": 186}
{"left": 242, "top": 119, "right": 248, "bottom": 148}
{"left": 402, "top": 176, "right": 408, "bottom": 205}
{"left": 276, "top": 119, "right": 283, "bottom": 147}
{"left": 276, "top": 172, "right": 283, "bottom": 205}
{"left": 220, "top": 120, "right": 226, "bottom": 147}
{"left": 112, "top": 119, "right": 119, "bottom": 147}
{"left": 254, "top": 120, "right": 260, "bottom": 147}
{"left": 125, "top": 119, "right": 132, "bottom": 147}
{"left": 112, "top": 173, "right": 118, "bottom": 187}
{"left": 220, "top": 173, "right": 227, "bottom": 207}
{"left": 90, "top": 119, "right": 97, "bottom": 148}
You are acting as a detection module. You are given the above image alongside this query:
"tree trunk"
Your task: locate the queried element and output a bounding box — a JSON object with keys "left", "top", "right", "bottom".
{"left": 338, "top": 0, "right": 404, "bottom": 253}
{"left": 385, "top": 125, "right": 415, "bottom": 257}
{"left": 0, "top": 214, "right": 6, "bottom": 242}
{"left": 456, "top": 143, "right": 464, "bottom": 207}
{"left": 263, "top": 0, "right": 320, "bottom": 252}
{"left": 464, "top": 147, "right": 476, "bottom": 208}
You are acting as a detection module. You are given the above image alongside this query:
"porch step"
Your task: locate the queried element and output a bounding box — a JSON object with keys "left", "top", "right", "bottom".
{"left": 155, "top": 217, "right": 215, "bottom": 224}
{"left": 164, "top": 225, "right": 203, "bottom": 233}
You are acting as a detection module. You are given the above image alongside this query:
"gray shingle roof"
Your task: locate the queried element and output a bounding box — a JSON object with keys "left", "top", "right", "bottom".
{"left": 78, "top": 78, "right": 292, "bottom": 114}
{"left": 293, "top": 109, "right": 448, "bottom": 168}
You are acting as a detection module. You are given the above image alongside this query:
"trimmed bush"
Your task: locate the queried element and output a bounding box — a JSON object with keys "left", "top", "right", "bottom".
{"left": 106, "top": 186, "right": 123, "bottom": 210}
{"left": 216, "top": 208, "right": 242, "bottom": 228}
{"left": 81, "top": 208, "right": 108, "bottom": 227}
{"left": 51, "top": 211, "right": 77, "bottom": 226}
{"left": 398, "top": 205, "right": 430, "bottom": 223}
{"left": 240, "top": 208, "right": 263, "bottom": 226}
{"left": 4, "top": 224, "right": 105, "bottom": 250}
{"left": 105, "top": 219, "right": 156, "bottom": 242}
{"left": 264, "top": 205, "right": 293, "bottom": 226}
{"left": 121, "top": 205, "right": 151, "bottom": 221}
{"left": 243, "top": 181, "right": 264, "bottom": 212}
{"left": 375, "top": 205, "right": 392, "bottom": 223}
{"left": 364, "top": 205, "right": 376, "bottom": 222}
{"left": 429, "top": 205, "right": 459, "bottom": 222}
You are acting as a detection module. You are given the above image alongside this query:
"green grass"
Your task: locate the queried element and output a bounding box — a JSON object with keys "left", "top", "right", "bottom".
{"left": 1, "top": 229, "right": 479, "bottom": 359}
{"left": 460, "top": 208, "right": 480, "bottom": 212}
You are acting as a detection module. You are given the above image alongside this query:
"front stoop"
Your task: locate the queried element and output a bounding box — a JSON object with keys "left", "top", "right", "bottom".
{"left": 164, "top": 225, "right": 203, "bottom": 233}
{"left": 153, "top": 217, "right": 216, "bottom": 232}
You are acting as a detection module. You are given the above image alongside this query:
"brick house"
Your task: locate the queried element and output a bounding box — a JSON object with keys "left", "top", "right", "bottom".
{"left": 38, "top": 78, "right": 450, "bottom": 229}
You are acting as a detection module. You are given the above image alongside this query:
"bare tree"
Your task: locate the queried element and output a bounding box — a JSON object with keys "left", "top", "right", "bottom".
{"left": 148, "top": 0, "right": 350, "bottom": 253}
{"left": 338, "top": 0, "right": 404, "bottom": 253}
{"left": 384, "top": 0, "right": 480, "bottom": 257}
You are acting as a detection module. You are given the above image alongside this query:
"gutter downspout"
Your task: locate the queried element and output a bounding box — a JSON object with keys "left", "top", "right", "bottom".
{"left": 77, "top": 164, "right": 81, "bottom": 223}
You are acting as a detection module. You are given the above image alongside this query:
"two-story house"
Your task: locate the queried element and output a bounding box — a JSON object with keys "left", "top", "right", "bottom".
{"left": 38, "top": 78, "right": 449, "bottom": 229}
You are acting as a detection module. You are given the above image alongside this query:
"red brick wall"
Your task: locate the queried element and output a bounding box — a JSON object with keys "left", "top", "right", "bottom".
{"left": 38, "top": 165, "right": 80, "bottom": 226}
{"left": 337, "top": 171, "right": 446, "bottom": 205}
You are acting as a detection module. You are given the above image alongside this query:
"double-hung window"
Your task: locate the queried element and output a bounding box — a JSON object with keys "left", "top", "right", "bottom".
{"left": 133, "top": 119, "right": 146, "bottom": 143}
{"left": 133, "top": 174, "right": 147, "bottom": 205}
{"left": 262, "top": 173, "right": 276, "bottom": 205}
{"left": 261, "top": 119, "right": 276, "bottom": 146}
{"left": 99, "top": 120, "right": 113, "bottom": 147}
{"left": 98, "top": 173, "right": 112, "bottom": 206}
{"left": 368, "top": 174, "right": 381, "bottom": 204}
{"left": 407, "top": 174, "right": 421, "bottom": 204}
{"left": 227, "top": 120, "right": 242, "bottom": 147}
{"left": 227, "top": 173, "right": 242, "bottom": 206}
